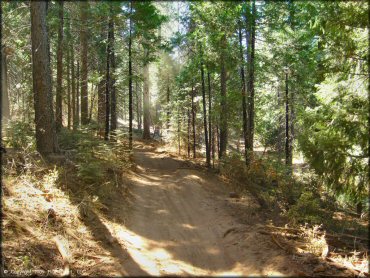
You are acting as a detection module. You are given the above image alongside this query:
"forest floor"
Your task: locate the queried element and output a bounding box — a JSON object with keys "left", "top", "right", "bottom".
{"left": 2, "top": 136, "right": 368, "bottom": 277}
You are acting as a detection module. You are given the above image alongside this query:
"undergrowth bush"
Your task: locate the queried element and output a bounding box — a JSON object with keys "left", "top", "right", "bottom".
{"left": 287, "top": 191, "right": 331, "bottom": 225}
{"left": 4, "top": 120, "right": 35, "bottom": 150}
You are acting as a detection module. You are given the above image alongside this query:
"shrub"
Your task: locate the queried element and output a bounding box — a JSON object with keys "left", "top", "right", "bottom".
{"left": 287, "top": 191, "right": 331, "bottom": 225}
{"left": 4, "top": 120, "right": 35, "bottom": 150}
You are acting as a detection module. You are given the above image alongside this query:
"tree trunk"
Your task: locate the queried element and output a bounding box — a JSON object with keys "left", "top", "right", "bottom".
{"left": 219, "top": 34, "right": 228, "bottom": 159}
{"left": 135, "top": 80, "right": 142, "bottom": 131}
{"left": 207, "top": 71, "right": 214, "bottom": 167}
{"left": 187, "top": 106, "right": 191, "bottom": 158}
{"left": 97, "top": 73, "right": 105, "bottom": 138}
{"left": 1, "top": 46, "right": 10, "bottom": 124}
{"left": 80, "top": 2, "right": 89, "bottom": 125}
{"left": 67, "top": 45, "right": 71, "bottom": 129}
{"left": 104, "top": 19, "right": 111, "bottom": 141}
{"left": 30, "top": 1, "right": 58, "bottom": 155}
{"left": 76, "top": 61, "right": 80, "bottom": 127}
{"left": 246, "top": 0, "right": 256, "bottom": 163}
{"left": 285, "top": 71, "right": 292, "bottom": 171}
{"left": 200, "top": 50, "right": 210, "bottom": 167}
{"left": 191, "top": 86, "right": 196, "bottom": 158}
{"left": 178, "top": 106, "right": 181, "bottom": 155}
{"left": 109, "top": 6, "right": 117, "bottom": 138}
{"left": 166, "top": 84, "right": 170, "bottom": 131}
{"left": 56, "top": 1, "right": 64, "bottom": 132}
{"left": 238, "top": 23, "right": 248, "bottom": 165}
{"left": 143, "top": 50, "right": 151, "bottom": 139}
{"left": 71, "top": 38, "right": 76, "bottom": 130}
{"left": 128, "top": 1, "right": 133, "bottom": 148}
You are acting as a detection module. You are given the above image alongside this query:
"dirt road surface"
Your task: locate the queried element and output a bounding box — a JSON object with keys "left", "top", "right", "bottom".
{"left": 110, "top": 143, "right": 302, "bottom": 276}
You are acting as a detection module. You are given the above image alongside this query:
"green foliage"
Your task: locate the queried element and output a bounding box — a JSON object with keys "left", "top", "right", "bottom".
{"left": 4, "top": 121, "right": 35, "bottom": 150}
{"left": 287, "top": 191, "right": 331, "bottom": 225}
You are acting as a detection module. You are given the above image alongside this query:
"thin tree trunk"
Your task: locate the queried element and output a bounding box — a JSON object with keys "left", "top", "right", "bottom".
{"left": 30, "top": 1, "right": 58, "bottom": 154}
{"left": 135, "top": 80, "right": 141, "bottom": 130}
{"left": 191, "top": 86, "right": 196, "bottom": 158}
{"left": 89, "top": 85, "right": 96, "bottom": 123}
{"left": 187, "top": 106, "right": 191, "bottom": 158}
{"left": 67, "top": 46, "right": 71, "bottom": 129}
{"left": 104, "top": 20, "right": 111, "bottom": 141}
{"left": 178, "top": 106, "right": 181, "bottom": 155}
{"left": 71, "top": 42, "right": 76, "bottom": 130}
{"left": 238, "top": 23, "right": 248, "bottom": 165}
{"left": 285, "top": 71, "right": 292, "bottom": 171}
{"left": 219, "top": 34, "right": 228, "bottom": 159}
{"left": 76, "top": 61, "right": 80, "bottom": 127}
{"left": 1, "top": 46, "right": 10, "bottom": 124}
{"left": 56, "top": 1, "right": 64, "bottom": 132}
{"left": 97, "top": 73, "right": 105, "bottom": 138}
{"left": 128, "top": 1, "right": 133, "bottom": 148}
{"left": 246, "top": 0, "right": 256, "bottom": 163}
{"left": 80, "top": 2, "right": 89, "bottom": 125}
{"left": 200, "top": 49, "right": 210, "bottom": 167}
{"left": 167, "top": 84, "right": 170, "bottom": 131}
{"left": 207, "top": 71, "right": 214, "bottom": 167}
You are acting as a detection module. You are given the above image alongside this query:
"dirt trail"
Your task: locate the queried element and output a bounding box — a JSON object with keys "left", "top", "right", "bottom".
{"left": 114, "top": 144, "right": 301, "bottom": 276}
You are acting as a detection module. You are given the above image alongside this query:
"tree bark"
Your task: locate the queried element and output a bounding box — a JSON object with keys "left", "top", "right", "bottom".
{"left": 80, "top": 2, "right": 89, "bottom": 125}
{"left": 30, "top": 1, "right": 58, "bottom": 155}
{"left": 207, "top": 71, "right": 214, "bottom": 167}
{"left": 56, "top": 1, "right": 64, "bottom": 132}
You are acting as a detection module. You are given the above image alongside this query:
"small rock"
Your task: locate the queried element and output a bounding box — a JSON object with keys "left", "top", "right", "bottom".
{"left": 229, "top": 192, "right": 239, "bottom": 198}
{"left": 313, "top": 264, "right": 326, "bottom": 273}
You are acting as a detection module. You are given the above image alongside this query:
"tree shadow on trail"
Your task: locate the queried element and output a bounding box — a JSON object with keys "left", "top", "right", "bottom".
{"left": 56, "top": 168, "right": 148, "bottom": 276}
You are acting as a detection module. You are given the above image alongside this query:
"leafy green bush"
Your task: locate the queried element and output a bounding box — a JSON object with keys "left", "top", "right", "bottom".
{"left": 287, "top": 191, "right": 331, "bottom": 225}
{"left": 4, "top": 120, "right": 35, "bottom": 150}
{"left": 76, "top": 156, "right": 104, "bottom": 185}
